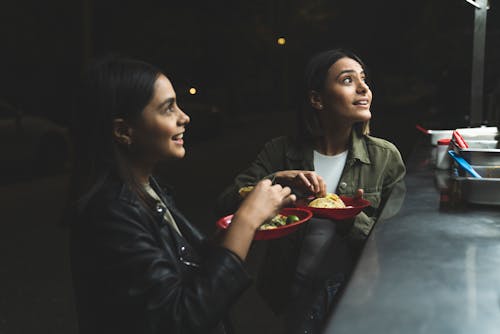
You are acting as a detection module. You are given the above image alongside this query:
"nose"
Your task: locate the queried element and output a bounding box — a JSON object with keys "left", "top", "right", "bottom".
{"left": 356, "top": 79, "right": 369, "bottom": 94}
{"left": 178, "top": 107, "right": 190, "bottom": 125}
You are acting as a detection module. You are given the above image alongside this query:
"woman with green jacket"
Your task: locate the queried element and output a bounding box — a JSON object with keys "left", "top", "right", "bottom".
{"left": 216, "top": 49, "right": 406, "bottom": 333}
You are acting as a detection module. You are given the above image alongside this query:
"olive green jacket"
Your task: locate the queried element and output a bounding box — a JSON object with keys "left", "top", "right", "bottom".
{"left": 216, "top": 130, "right": 406, "bottom": 240}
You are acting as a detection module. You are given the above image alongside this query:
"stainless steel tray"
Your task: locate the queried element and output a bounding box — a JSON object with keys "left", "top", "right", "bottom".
{"left": 451, "top": 136, "right": 500, "bottom": 165}
{"left": 452, "top": 166, "right": 500, "bottom": 205}
{"left": 457, "top": 148, "right": 500, "bottom": 166}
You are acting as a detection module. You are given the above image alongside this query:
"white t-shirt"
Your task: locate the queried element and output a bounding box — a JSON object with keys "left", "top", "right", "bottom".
{"left": 313, "top": 150, "right": 348, "bottom": 193}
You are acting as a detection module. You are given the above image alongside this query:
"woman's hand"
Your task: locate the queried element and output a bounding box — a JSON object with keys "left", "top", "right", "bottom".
{"left": 274, "top": 170, "right": 327, "bottom": 198}
{"left": 221, "top": 179, "right": 296, "bottom": 260}
{"left": 236, "top": 179, "right": 296, "bottom": 229}
{"left": 354, "top": 188, "right": 364, "bottom": 199}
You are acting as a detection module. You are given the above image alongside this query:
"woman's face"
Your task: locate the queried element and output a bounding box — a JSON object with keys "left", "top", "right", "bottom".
{"left": 319, "top": 57, "right": 372, "bottom": 127}
{"left": 132, "top": 74, "right": 190, "bottom": 161}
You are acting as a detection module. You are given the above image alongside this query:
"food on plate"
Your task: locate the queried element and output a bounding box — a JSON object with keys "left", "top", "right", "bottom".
{"left": 238, "top": 186, "right": 254, "bottom": 198}
{"left": 259, "top": 214, "right": 300, "bottom": 230}
{"left": 216, "top": 209, "right": 312, "bottom": 240}
{"left": 308, "top": 193, "right": 346, "bottom": 208}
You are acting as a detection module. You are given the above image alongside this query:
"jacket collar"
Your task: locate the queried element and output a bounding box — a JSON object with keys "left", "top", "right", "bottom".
{"left": 148, "top": 177, "right": 207, "bottom": 248}
{"left": 349, "top": 129, "right": 371, "bottom": 165}
{"left": 285, "top": 130, "right": 371, "bottom": 166}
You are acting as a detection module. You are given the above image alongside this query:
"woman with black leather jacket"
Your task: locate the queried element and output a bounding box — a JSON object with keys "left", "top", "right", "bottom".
{"left": 67, "top": 57, "right": 296, "bottom": 334}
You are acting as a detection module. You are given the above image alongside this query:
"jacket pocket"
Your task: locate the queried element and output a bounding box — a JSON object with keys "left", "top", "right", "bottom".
{"left": 362, "top": 191, "right": 381, "bottom": 208}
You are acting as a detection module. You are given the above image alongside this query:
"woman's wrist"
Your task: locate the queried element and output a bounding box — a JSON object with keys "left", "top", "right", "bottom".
{"left": 221, "top": 212, "right": 257, "bottom": 261}
{"left": 232, "top": 207, "right": 261, "bottom": 231}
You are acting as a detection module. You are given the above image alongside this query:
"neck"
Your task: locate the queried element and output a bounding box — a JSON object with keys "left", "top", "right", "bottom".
{"left": 127, "top": 156, "right": 155, "bottom": 185}
{"left": 315, "top": 125, "right": 352, "bottom": 156}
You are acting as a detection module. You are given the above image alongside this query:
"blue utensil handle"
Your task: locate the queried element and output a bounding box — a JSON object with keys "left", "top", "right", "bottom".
{"left": 447, "top": 151, "right": 482, "bottom": 178}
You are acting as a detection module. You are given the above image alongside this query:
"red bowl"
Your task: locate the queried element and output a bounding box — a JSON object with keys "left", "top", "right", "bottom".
{"left": 297, "top": 196, "right": 371, "bottom": 220}
{"left": 216, "top": 207, "right": 313, "bottom": 241}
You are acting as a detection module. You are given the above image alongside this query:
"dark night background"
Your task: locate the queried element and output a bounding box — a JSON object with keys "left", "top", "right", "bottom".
{"left": 1, "top": 0, "right": 499, "bottom": 333}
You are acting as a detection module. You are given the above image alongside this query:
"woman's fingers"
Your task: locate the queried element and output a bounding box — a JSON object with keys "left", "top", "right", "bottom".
{"left": 270, "top": 184, "right": 295, "bottom": 207}
{"left": 308, "top": 173, "right": 321, "bottom": 193}
{"left": 297, "top": 171, "right": 325, "bottom": 194}
{"left": 283, "top": 193, "right": 296, "bottom": 207}
{"left": 303, "top": 172, "right": 327, "bottom": 196}
{"left": 297, "top": 172, "right": 315, "bottom": 192}
{"left": 258, "top": 178, "right": 273, "bottom": 187}
{"left": 355, "top": 188, "right": 364, "bottom": 199}
{"left": 317, "top": 175, "right": 327, "bottom": 197}
{"left": 275, "top": 183, "right": 291, "bottom": 196}
{"left": 278, "top": 185, "right": 295, "bottom": 205}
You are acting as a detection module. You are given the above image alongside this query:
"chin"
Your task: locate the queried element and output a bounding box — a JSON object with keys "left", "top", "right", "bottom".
{"left": 174, "top": 150, "right": 186, "bottom": 159}
{"left": 358, "top": 109, "right": 372, "bottom": 121}
{"left": 165, "top": 147, "right": 186, "bottom": 160}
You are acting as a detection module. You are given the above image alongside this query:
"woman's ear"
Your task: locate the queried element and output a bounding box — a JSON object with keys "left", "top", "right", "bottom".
{"left": 308, "top": 90, "right": 323, "bottom": 111}
{"left": 112, "top": 118, "right": 133, "bottom": 146}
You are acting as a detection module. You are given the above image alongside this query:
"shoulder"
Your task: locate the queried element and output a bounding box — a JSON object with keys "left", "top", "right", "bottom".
{"left": 259, "top": 136, "right": 310, "bottom": 163}
{"left": 77, "top": 180, "right": 145, "bottom": 228}
{"left": 362, "top": 135, "right": 406, "bottom": 178}
{"left": 97, "top": 180, "right": 141, "bottom": 209}
{"left": 257, "top": 136, "right": 290, "bottom": 156}
{"left": 363, "top": 135, "right": 400, "bottom": 154}
{"left": 262, "top": 136, "right": 305, "bottom": 152}
{"left": 264, "top": 136, "right": 291, "bottom": 147}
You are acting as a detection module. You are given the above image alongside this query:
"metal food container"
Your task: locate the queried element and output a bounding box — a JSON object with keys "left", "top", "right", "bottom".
{"left": 452, "top": 166, "right": 500, "bottom": 205}
{"left": 451, "top": 130, "right": 500, "bottom": 165}
{"left": 457, "top": 148, "right": 500, "bottom": 166}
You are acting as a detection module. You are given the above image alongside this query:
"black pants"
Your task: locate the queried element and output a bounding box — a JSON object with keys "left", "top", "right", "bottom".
{"left": 283, "top": 219, "right": 355, "bottom": 334}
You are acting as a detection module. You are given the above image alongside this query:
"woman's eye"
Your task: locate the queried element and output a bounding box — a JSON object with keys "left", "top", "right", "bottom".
{"left": 342, "top": 77, "right": 352, "bottom": 84}
{"left": 163, "top": 104, "right": 174, "bottom": 114}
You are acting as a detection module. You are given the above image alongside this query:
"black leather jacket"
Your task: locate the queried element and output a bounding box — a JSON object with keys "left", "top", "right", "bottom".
{"left": 70, "top": 176, "right": 251, "bottom": 334}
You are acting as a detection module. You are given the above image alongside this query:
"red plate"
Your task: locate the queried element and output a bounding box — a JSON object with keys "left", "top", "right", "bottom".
{"left": 216, "top": 207, "right": 313, "bottom": 241}
{"left": 297, "top": 196, "right": 371, "bottom": 220}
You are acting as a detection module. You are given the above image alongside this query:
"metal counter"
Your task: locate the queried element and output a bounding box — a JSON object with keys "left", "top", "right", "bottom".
{"left": 322, "top": 145, "right": 500, "bottom": 334}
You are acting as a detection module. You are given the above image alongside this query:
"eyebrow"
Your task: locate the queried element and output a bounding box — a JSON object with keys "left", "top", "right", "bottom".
{"left": 158, "top": 97, "right": 175, "bottom": 109}
{"left": 336, "top": 70, "right": 366, "bottom": 79}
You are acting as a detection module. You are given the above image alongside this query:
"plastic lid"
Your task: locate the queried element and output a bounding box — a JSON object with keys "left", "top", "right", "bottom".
{"left": 438, "top": 138, "right": 451, "bottom": 145}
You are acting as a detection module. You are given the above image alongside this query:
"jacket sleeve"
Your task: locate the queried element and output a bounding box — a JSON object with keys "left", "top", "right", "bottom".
{"left": 215, "top": 137, "right": 286, "bottom": 216}
{"left": 85, "top": 200, "right": 251, "bottom": 333}
{"left": 381, "top": 145, "right": 406, "bottom": 194}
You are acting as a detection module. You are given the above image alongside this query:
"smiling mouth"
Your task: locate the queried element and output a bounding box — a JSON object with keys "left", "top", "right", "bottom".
{"left": 353, "top": 100, "right": 370, "bottom": 106}
{"left": 172, "top": 133, "right": 184, "bottom": 141}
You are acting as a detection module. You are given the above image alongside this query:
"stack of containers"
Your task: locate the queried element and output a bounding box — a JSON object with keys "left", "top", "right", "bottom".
{"left": 449, "top": 126, "right": 500, "bottom": 205}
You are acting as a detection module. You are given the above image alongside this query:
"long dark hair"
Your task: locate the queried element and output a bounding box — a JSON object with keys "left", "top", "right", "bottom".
{"left": 298, "top": 48, "right": 370, "bottom": 142}
{"left": 68, "top": 56, "right": 162, "bottom": 215}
